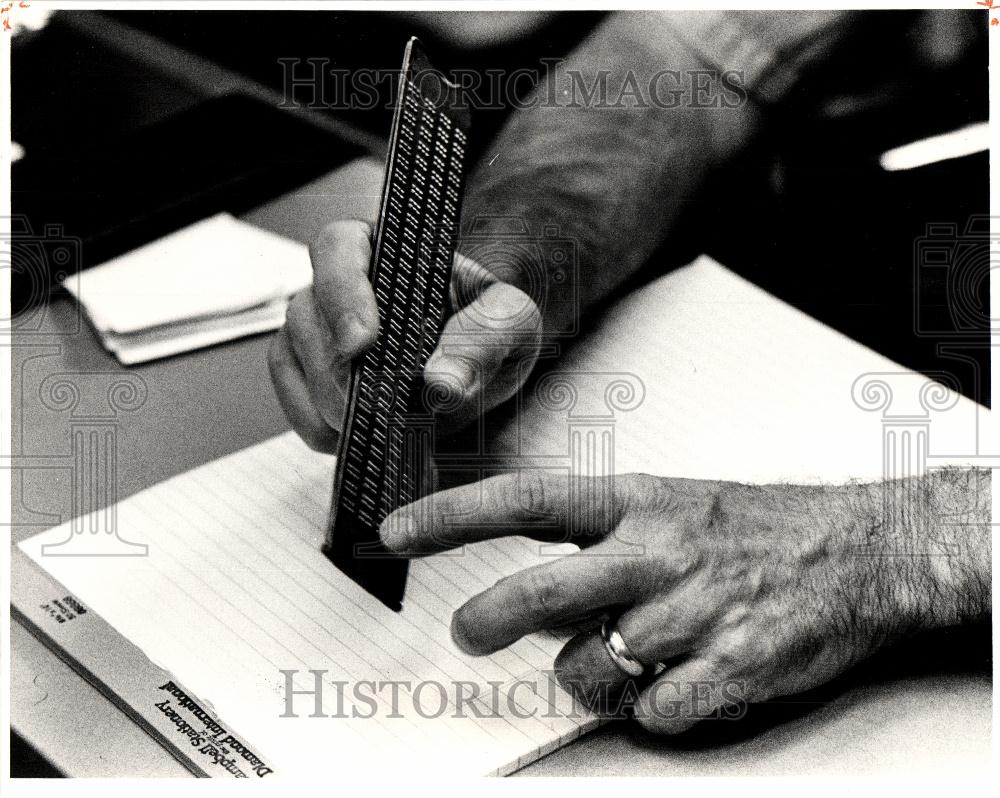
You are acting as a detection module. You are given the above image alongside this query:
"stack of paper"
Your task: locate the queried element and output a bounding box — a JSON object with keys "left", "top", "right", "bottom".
{"left": 63, "top": 213, "right": 312, "bottom": 364}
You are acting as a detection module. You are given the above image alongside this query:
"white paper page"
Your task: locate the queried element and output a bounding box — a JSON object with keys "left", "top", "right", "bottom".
{"left": 21, "top": 257, "right": 989, "bottom": 777}
{"left": 493, "top": 257, "right": 986, "bottom": 485}
{"left": 19, "top": 431, "right": 595, "bottom": 778}
{"left": 63, "top": 213, "right": 312, "bottom": 335}
{"left": 103, "top": 298, "right": 289, "bottom": 365}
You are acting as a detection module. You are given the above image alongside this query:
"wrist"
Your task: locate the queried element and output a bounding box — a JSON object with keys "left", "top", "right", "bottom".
{"left": 849, "top": 471, "right": 991, "bottom": 638}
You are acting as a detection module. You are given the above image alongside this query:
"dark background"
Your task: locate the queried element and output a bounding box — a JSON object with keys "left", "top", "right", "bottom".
{"left": 9, "top": 9, "right": 992, "bottom": 775}
{"left": 11, "top": 10, "right": 991, "bottom": 408}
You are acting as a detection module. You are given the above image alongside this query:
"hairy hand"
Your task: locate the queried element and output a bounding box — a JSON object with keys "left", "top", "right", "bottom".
{"left": 379, "top": 470, "right": 986, "bottom": 733}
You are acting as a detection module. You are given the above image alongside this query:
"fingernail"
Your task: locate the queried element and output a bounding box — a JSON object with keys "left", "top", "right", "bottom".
{"left": 335, "top": 311, "right": 370, "bottom": 353}
{"left": 379, "top": 514, "right": 414, "bottom": 552}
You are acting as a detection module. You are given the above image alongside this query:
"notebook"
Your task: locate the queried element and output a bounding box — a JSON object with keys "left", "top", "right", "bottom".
{"left": 14, "top": 256, "right": 989, "bottom": 777}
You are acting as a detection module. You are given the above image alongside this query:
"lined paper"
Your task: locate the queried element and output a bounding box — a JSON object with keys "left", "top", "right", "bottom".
{"left": 19, "top": 256, "right": 988, "bottom": 777}
{"left": 491, "top": 257, "right": 985, "bottom": 485}
{"left": 19, "top": 432, "right": 597, "bottom": 777}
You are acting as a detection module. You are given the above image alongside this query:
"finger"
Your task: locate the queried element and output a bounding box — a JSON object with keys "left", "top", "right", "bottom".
{"left": 379, "top": 471, "right": 628, "bottom": 554}
{"left": 309, "top": 219, "right": 379, "bottom": 357}
{"left": 634, "top": 657, "right": 746, "bottom": 735}
{"left": 450, "top": 551, "right": 645, "bottom": 656}
{"left": 267, "top": 327, "right": 339, "bottom": 453}
{"left": 424, "top": 281, "right": 541, "bottom": 423}
{"left": 553, "top": 630, "right": 644, "bottom": 714}
{"left": 553, "top": 579, "right": 721, "bottom": 711}
{"left": 284, "top": 289, "right": 352, "bottom": 430}
{"left": 449, "top": 251, "right": 499, "bottom": 311}
{"left": 613, "top": 583, "right": 723, "bottom": 668}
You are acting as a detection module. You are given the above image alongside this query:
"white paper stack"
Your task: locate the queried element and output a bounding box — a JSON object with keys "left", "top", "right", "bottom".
{"left": 63, "top": 213, "right": 312, "bottom": 364}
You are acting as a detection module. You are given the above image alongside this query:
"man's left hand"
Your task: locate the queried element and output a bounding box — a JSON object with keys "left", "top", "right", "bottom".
{"left": 379, "top": 471, "right": 976, "bottom": 733}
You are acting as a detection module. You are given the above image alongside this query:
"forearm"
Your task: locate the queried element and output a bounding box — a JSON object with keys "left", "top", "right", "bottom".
{"left": 460, "top": 11, "right": 761, "bottom": 334}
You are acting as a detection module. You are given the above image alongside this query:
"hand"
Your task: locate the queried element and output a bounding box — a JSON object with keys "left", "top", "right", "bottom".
{"left": 379, "top": 471, "right": 972, "bottom": 733}
{"left": 268, "top": 220, "right": 543, "bottom": 452}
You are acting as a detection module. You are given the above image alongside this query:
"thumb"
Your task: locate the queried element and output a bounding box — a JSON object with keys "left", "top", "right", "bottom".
{"left": 424, "top": 280, "right": 542, "bottom": 425}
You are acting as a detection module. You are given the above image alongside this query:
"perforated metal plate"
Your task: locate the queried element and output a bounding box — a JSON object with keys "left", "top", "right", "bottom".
{"left": 324, "top": 38, "right": 470, "bottom": 610}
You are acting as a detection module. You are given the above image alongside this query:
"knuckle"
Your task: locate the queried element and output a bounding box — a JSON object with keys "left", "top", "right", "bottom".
{"left": 330, "top": 219, "right": 372, "bottom": 248}
{"left": 283, "top": 292, "right": 311, "bottom": 340}
{"left": 515, "top": 567, "right": 565, "bottom": 617}
{"left": 313, "top": 219, "right": 353, "bottom": 247}
{"left": 310, "top": 220, "right": 372, "bottom": 273}
{"left": 622, "top": 473, "right": 676, "bottom": 515}
{"left": 339, "top": 218, "right": 373, "bottom": 243}
{"left": 713, "top": 626, "right": 755, "bottom": 668}
{"left": 626, "top": 473, "right": 667, "bottom": 501}
{"left": 701, "top": 487, "right": 730, "bottom": 533}
{"left": 515, "top": 471, "right": 549, "bottom": 514}
{"left": 449, "top": 256, "right": 498, "bottom": 314}
{"left": 309, "top": 223, "right": 338, "bottom": 262}
{"left": 267, "top": 336, "right": 286, "bottom": 380}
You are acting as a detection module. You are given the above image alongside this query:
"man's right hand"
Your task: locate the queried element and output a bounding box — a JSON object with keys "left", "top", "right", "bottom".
{"left": 268, "top": 219, "right": 543, "bottom": 453}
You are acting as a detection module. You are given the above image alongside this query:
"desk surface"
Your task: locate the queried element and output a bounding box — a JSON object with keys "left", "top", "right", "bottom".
{"left": 9, "top": 161, "right": 991, "bottom": 778}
